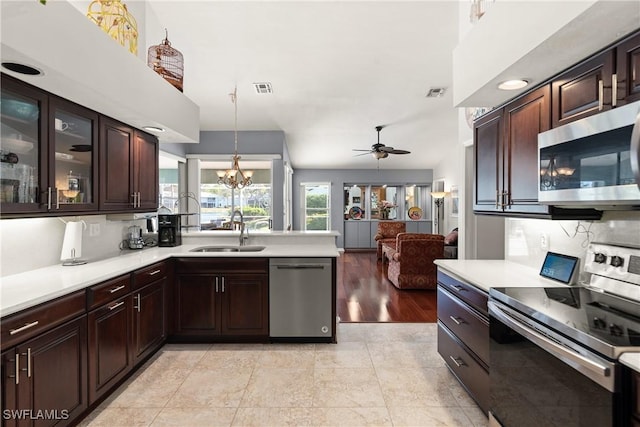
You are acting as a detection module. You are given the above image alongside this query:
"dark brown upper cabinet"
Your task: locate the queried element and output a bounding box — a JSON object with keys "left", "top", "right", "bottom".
{"left": 99, "top": 117, "right": 158, "bottom": 212}
{"left": 552, "top": 29, "right": 640, "bottom": 127}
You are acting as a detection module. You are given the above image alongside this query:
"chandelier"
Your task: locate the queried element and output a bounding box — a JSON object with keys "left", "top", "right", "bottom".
{"left": 217, "top": 87, "right": 253, "bottom": 189}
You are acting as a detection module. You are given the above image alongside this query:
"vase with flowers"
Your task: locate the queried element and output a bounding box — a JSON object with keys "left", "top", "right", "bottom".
{"left": 380, "top": 200, "right": 396, "bottom": 220}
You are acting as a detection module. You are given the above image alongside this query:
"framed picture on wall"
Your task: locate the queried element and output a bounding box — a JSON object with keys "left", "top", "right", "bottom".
{"left": 450, "top": 185, "right": 459, "bottom": 217}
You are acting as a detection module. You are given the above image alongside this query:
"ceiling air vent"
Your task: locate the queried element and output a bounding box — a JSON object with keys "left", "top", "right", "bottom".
{"left": 253, "top": 82, "right": 273, "bottom": 94}
{"left": 426, "top": 87, "right": 446, "bottom": 98}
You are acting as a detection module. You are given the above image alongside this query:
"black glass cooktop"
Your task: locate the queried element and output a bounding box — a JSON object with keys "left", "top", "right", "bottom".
{"left": 490, "top": 286, "right": 640, "bottom": 358}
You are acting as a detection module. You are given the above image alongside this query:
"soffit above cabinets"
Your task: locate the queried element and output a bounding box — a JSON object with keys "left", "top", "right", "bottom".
{"left": 0, "top": 1, "right": 199, "bottom": 144}
{"left": 453, "top": 0, "right": 640, "bottom": 108}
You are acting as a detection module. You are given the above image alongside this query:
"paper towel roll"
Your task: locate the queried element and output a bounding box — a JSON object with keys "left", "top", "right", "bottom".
{"left": 60, "top": 221, "right": 83, "bottom": 262}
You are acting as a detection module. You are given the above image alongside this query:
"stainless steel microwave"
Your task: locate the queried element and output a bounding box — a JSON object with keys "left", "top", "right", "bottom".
{"left": 538, "top": 100, "right": 640, "bottom": 207}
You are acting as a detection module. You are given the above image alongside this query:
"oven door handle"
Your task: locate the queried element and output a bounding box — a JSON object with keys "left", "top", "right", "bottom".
{"left": 489, "top": 301, "right": 613, "bottom": 384}
{"left": 630, "top": 110, "right": 640, "bottom": 191}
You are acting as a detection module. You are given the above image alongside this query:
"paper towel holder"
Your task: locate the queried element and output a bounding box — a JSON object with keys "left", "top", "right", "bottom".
{"left": 60, "top": 220, "right": 88, "bottom": 266}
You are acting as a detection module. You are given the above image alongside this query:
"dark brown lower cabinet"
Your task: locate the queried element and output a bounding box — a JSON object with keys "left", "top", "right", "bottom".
{"left": 87, "top": 295, "right": 132, "bottom": 404}
{"left": 173, "top": 258, "right": 269, "bottom": 340}
{"left": 132, "top": 279, "right": 166, "bottom": 364}
{"left": 437, "top": 270, "right": 489, "bottom": 414}
{"left": 1, "top": 316, "right": 87, "bottom": 427}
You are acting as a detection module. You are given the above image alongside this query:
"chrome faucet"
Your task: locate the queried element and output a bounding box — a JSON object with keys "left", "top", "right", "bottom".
{"left": 230, "top": 209, "right": 248, "bottom": 246}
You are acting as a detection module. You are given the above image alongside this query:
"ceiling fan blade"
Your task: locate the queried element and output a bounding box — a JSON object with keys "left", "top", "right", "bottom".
{"left": 353, "top": 152, "right": 372, "bottom": 157}
{"left": 352, "top": 149, "right": 372, "bottom": 152}
{"left": 388, "top": 149, "right": 411, "bottom": 155}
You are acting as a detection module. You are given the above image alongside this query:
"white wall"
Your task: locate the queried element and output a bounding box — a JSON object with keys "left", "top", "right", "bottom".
{"left": 0, "top": 215, "right": 147, "bottom": 277}
{"left": 505, "top": 211, "right": 640, "bottom": 273}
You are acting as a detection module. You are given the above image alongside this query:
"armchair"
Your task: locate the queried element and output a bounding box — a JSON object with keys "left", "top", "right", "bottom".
{"left": 382, "top": 233, "right": 444, "bottom": 290}
{"left": 373, "top": 221, "right": 406, "bottom": 259}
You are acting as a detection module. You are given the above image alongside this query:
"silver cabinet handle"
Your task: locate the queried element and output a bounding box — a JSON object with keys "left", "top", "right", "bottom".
{"left": 631, "top": 109, "right": 640, "bottom": 191}
{"left": 148, "top": 269, "right": 162, "bottom": 276}
{"left": 612, "top": 73, "right": 617, "bottom": 107}
{"left": 22, "top": 348, "right": 31, "bottom": 378}
{"left": 451, "top": 285, "right": 465, "bottom": 292}
{"left": 55, "top": 188, "right": 60, "bottom": 209}
{"left": 12, "top": 354, "right": 19, "bottom": 385}
{"left": 449, "top": 356, "right": 465, "bottom": 368}
{"left": 109, "top": 285, "right": 126, "bottom": 293}
{"left": 108, "top": 301, "right": 124, "bottom": 311}
{"left": 215, "top": 277, "right": 219, "bottom": 293}
{"left": 449, "top": 316, "right": 464, "bottom": 325}
{"left": 131, "top": 193, "right": 137, "bottom": 207}
{"left": 598, "top": 79, "right": 604, "bottom": 111}
{"left": 9, "top": 321, "right": 39, "bottom": 335}
{"left": 221, "top": 277, "right": 225, "bottom": 293}
{"left": 47, "top": 187, "right": 52, "bottom": 210}
{"left": 134, "top": 293, "right": 141, "bottom": 312}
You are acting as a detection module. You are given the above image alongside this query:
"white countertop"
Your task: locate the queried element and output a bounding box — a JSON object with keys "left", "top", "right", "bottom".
{"left": 620, "top": 352, "right": 640, "bottom": 374}
{"left": 1, "top": 242, "right": 340, "bottom": 318}
{"left": 434, "top": 259, "right": 568, "bottom": 293}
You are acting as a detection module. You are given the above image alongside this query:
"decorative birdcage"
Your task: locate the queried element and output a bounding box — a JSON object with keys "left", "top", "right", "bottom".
{"left": 147, "top": 30, "right": 184, "bottom": 92}
{"left": 87, "top": 0, "right": 138, "bottom": 55}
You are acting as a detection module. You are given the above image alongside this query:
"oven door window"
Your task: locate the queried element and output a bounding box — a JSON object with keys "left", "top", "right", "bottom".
{"left": 489, "top": 315, "right": 621, "bottom": 427}
{"left": 540, "top": 125, "right": 634, "bottom": 191}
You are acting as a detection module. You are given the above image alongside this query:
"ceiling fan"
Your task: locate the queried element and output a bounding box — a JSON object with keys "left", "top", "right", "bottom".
{"left": 353, "top": 125, "right": 411, "bottom": 159}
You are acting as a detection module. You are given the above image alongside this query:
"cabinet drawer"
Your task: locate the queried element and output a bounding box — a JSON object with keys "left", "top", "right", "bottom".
{"left": 437, "top": 287, "right": 489, "bottom": 364}
{"left": 1, "top": 291, "right": 86, "bottom": 350}
{"left": 437, "top": 322, "right": 489, "bottom": 413}
{"left": 133, "top": 261, "right": 167, "bottom": 290}
{"left": 87, "top": 274, "right": 131, "bottom": 310}
{"left": 437, "top": 270, "right": 488, "bottom": 315}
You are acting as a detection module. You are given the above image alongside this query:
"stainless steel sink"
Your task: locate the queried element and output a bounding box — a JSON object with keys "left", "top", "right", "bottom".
{"left": 190, "top": 245, "right": 266, "bottom": 253}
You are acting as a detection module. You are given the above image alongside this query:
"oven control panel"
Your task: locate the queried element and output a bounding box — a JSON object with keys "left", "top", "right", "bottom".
{"left": 584, "top": 242, "right": 640, "bottom": 286}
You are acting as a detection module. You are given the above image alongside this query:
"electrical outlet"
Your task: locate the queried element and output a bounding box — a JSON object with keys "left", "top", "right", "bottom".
{"left": 540, "top": 233, "right": 549, "bottom": 249}
{"left": 89, "top": 223, "right": 101, "bottom": 237}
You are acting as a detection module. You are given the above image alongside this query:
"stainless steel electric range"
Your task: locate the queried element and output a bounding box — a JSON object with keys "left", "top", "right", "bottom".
{"left": 488, "top": 242, "right": 640, "bottom": 427}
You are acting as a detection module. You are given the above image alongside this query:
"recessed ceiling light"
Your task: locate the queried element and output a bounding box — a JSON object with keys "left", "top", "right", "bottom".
{"left": 498, "top": 79, "right": 529, "bottom": 90}
{"left": 143, "top": 126, "right": 165, "bottom": 133}
{"left": 2, "top": 62, "right": 43, "bottom": 76}
{"left": 426, "top": 87, "right": 446, "bottom": 98}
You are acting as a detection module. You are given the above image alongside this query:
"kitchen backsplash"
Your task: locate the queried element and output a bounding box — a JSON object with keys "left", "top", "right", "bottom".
{"left": 0, "top": 215, "right": 146, "bottom": 277}
{"left": 505, "top": 211, "right": 640, "bottom": 279}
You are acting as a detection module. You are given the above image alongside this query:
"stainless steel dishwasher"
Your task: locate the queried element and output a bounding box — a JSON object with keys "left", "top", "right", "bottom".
{"left": 269, "top": 258, "right": 333, "bottom": 340}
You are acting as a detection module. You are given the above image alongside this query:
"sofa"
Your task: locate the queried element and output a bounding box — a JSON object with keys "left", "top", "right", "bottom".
{"left": 382, "top": 233, "right": 444, "bottom": 290}
{"left": 373, "top": 221, "right": 406, "bottom": 259}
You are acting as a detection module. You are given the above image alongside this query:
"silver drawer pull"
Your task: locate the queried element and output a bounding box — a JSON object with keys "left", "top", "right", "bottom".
{"left": 148, "top": 269, "right": 162, "bottom": 276}
{"left": 449, "top": 356, "right": 466, "bottom": 368}
{"left": 449, "top": 316, "right": 465, "bottom": 325}
{"left": 9, "top": 321, "right": 39, "bottom": 335}
{"left": 109, "top": 285, "right": 126, "bottom": 293}
{"left": 452, "top": 285, "right": 465, "bottom": 292}
{"left": 108, "top": 301, "right": 124, "bottom": 311}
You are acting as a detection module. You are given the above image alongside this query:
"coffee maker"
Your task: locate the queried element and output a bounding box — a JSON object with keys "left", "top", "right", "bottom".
{"left": 158, "top": 214, "right": 182, "bottom": 247}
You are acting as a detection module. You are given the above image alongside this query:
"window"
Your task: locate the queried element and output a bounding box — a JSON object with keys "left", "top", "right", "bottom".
{"left": 302, "top": 183, "right": 330, "bottom": 231}
{"left": 159, "top": 152, "right": 183, "bottom": 211}
{"left": 199, "top": 161, "right": 272, "bottom": 230}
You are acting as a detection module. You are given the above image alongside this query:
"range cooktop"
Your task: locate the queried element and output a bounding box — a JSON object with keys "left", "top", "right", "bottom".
{"left": 490, "top": 242, "right": 640, "bottom": 360}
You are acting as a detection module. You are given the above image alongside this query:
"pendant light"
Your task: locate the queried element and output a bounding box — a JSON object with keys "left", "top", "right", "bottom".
{"left": 217, "top": 87, "right": 253, "bottom": 189}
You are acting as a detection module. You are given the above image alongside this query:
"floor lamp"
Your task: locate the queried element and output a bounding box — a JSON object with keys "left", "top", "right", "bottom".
{"left": 430, "top": 191, "right": 448, "bottom": 235}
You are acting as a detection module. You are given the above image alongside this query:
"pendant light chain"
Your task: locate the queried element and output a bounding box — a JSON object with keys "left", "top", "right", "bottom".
{"left": 217, "top": 86, "right": 253, "bottom": 189}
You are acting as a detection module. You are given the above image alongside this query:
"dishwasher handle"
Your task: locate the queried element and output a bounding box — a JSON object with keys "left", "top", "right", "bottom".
{"left": 273, "top": 265, "right": 326, "bottom": 269}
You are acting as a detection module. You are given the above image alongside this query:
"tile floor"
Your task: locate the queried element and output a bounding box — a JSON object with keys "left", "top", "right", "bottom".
{"left": 79, "top": 323, "right": 488, "bottom": 427}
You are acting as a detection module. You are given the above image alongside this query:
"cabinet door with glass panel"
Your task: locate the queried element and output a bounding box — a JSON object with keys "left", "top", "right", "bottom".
{"left": 49, "top": 96, "right": 99, "bottom": 212}
{"left": 0, "top": 74, "right": 48, "bottom": 215}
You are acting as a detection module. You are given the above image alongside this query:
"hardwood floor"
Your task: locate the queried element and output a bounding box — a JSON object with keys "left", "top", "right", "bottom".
{"left": 336, "top": 251, "right": 437, "bottom": 323}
